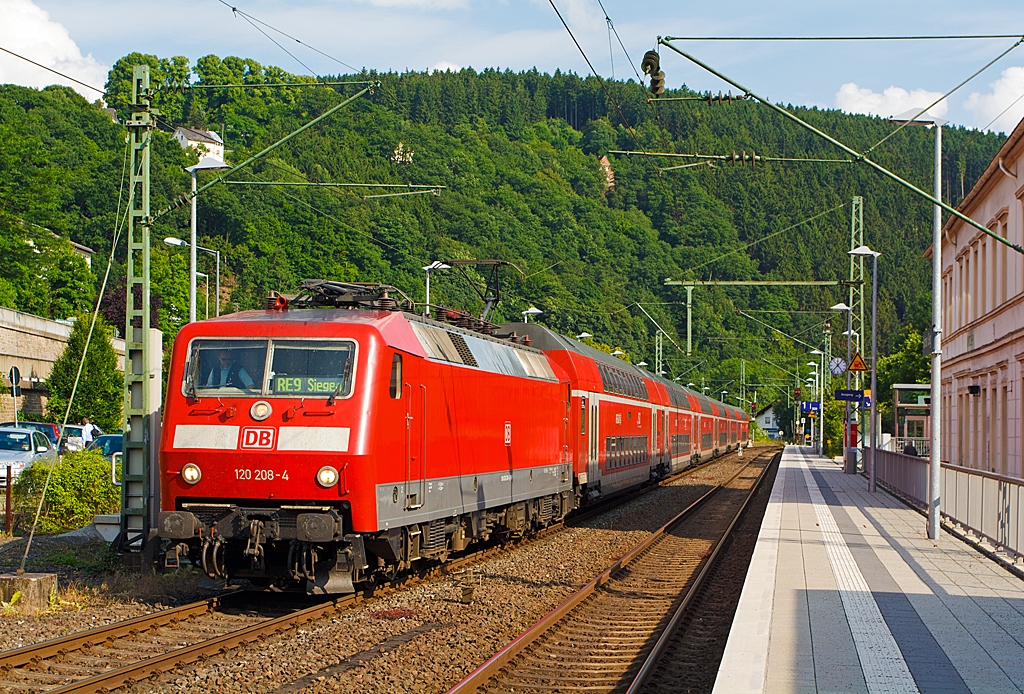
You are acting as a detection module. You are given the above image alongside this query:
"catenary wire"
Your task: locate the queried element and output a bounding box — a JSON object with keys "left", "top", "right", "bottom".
{"left": 20, "top": 137, "right": 133, "bottom": 572}
{"left": 868, "top": 35, "right": 1024, "bottom": 152}
{"left": 220, "top": 1, "right": 319, "bottom": 78}
{"left": 663, "top": 34, "right": 1024, "bottom": 41}
{"left": 546, "top": 0, "right": 679, "bottom": 214}
{"left": 595, "top": 0, "right": 644, "bottom": 83}
{"left": 981, "top": 90, "right": 1024, "bottom": 132}
{"left": 217, "top": 0, "right": 360, "bottom": 73}
{"left": 678, "top": 203, "right": 846, "bottom": 277}
{"left": 0, "top": 45, "right": 105, "bottom": 94}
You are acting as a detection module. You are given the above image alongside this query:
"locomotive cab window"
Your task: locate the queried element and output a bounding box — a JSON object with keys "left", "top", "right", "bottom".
{"left": 186, "top": 339, "right": 268, "bottom": 395}
{"left": 389, "top": 353, "right": 403, "bottom": 399}
{"left": 269, "top": 340, "right": 356, "bottom": 398}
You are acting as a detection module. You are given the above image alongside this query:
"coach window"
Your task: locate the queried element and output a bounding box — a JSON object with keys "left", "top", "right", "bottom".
{"left": 581, "top": 396, "right": 587, "bottom": 435}
{"left": 390, "top": 354, "right": 402, "bottom": 399}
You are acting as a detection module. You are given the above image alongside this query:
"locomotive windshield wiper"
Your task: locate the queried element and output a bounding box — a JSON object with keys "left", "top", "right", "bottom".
{"left": 186, "top": 356, "right": 200, "bottom": 401}
{"left": 327, "top": 374, "right": 345, "bottom": 405}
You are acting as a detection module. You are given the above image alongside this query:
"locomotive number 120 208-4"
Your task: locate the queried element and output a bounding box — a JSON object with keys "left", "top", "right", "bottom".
{"left": 234, "top": 468, "right": 289, "bottom": 481}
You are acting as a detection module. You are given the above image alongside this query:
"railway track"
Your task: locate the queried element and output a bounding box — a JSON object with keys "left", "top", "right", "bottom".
{"left": 447, "top": 448, "right": 780, "bottom": 694}
{"left": 0, "top": 447, "right": 770, "bottom": 693}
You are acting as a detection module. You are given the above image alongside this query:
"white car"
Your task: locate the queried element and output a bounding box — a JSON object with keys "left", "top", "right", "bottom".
{"left": 0, "top": 428, "right": 57, "bottom": 483}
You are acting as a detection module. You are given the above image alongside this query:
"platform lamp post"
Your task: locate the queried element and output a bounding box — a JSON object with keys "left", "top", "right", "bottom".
{"left": 831, "top": 302, "right": 856, "bottom": 472}
{"left": 851, "top": 245, "right": 881, "bottom": 491}
{"left": 164, "top": 238, "right": 222, "bottom": 319}
{"left": 422, "top": 261, "right": 450, "bottom": 317}
{"left": 890, "top": 110, "right": 945, "bottom": 539}
{"left": 523, "top": 306, "right": 542, "bottom": 323}
{"left": 811, "top": 349, "right": 825, "bottom": 453}
{"left": 196, "top": 271, "right": 209, "bottom": 319}
{"left": 807, "top": 362, "right": 820, "bottom": 452}
{"left": 184, "top": 157, "right": 231, "bottom": 323}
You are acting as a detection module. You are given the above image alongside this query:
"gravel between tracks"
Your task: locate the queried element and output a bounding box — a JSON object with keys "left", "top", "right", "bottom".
{"left": 641, "top": 451, "right": 781, "bottom": 694}
{"left": 117, "top": 448, "right": 774, "bottom": 694}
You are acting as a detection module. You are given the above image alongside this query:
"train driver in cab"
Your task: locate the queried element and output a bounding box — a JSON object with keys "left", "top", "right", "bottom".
{"left": 205, "top": 349, "right": 256, "bottom": 390}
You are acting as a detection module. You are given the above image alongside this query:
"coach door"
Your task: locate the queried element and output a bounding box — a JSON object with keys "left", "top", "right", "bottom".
{"left": 404, "top": 382, "right": 426, "bottom": 510}
{"left": 588, "top": 398, "right": 600, "bottom": 483}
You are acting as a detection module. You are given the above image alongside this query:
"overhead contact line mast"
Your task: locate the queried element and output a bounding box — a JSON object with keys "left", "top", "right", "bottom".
{"left": 118, "top": 66, "right": 380, "bottom": 558}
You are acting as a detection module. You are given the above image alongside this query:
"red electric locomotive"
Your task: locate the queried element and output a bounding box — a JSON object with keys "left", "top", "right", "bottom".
{"left": 157, "top": 281, "right": 748, "bottom": 593}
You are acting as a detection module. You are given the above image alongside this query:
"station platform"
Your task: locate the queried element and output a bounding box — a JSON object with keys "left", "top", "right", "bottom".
{"left": 714, "top": 446, "right": 1024, "bottom": 694}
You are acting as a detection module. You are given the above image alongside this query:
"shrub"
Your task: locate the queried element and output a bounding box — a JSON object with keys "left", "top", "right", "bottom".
{"left": 12, "top": 450, "right": 120, "bottom": 534}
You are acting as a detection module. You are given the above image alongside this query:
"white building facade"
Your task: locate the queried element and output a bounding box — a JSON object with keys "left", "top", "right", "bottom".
{"left": 937, "top": 116, "right": 1024, "bottom": 477}
{"left": 173, "top": 127, "right": 225, "bottom": 162}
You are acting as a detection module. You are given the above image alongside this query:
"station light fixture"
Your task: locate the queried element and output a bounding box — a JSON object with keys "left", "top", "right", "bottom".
{"left": 576, "top": 332, "right": 593, "bottom": 340}
{"left": 637, "top": 361, "right": 648, "bottom": 367}
{"left": 611, "top": 350, "right": 625, "bottom": 356}
{"left": 523, "top": 306, "right": 543, "bottom": 323}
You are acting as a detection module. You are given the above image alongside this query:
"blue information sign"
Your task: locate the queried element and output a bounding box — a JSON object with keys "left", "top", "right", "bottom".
{"left": 835, "top": 389, "right": 864, "bottom": 402}
{"left": 800, "top": 401, "right": 821, "bottom": 413}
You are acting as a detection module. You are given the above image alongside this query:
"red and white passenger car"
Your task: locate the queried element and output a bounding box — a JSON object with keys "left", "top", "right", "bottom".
{"left": 157, "top": 282, "right": 748, "bottom": 592}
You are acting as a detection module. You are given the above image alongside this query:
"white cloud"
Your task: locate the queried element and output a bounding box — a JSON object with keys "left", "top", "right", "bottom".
{"left": 835, "top": 82, "right": 948, "bottom": 119}
{"left": 430, "top": 61, "right": 462, "bottom": 73}
{"left": 964, "top": 66, "right": 1024, "bottom": 133}
{"left": 0, "top": 0, "right": 108, "bottom": 99}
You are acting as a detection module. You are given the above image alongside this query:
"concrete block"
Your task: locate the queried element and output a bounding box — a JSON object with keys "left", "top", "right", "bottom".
{"left": 93, "top": 514, "right": 121, "bottom": 543}
{"left": 0, "top": 573, "right": 56, "bottom": 614}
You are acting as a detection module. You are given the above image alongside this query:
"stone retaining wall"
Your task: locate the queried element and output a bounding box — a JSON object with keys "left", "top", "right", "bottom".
{"left": 0, "top": 308, "right": 125, "bottom": 421}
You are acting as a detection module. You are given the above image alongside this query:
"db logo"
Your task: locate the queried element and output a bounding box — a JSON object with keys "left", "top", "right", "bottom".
{"left": 504, "top": 422, "right": 512, "bottom": 446}
{"left": 240, "top": 427, "right": 275, "bottom": 450}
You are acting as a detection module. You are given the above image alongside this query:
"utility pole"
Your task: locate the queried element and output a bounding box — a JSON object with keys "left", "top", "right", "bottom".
{"left": 120, "top": 65, "right": 162, "bottom": 556}
{"left": 741, "top": 359, "right": 746, "bottom": 409}
{"left": 846, "top": 196, "right": 865, "bottom": 472}
{"left": 685, "top": 286, "right": 693, "bottom": 356}
{"left": 655, "top": 331, "right": 664, "bottom": 376}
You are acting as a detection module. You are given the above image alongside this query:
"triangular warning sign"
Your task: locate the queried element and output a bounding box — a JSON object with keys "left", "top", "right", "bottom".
{"left": 848, "top": 352, "right": 869, "bottom": 372}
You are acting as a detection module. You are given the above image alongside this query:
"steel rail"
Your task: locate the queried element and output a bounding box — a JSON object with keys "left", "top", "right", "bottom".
{"left": 45, "top": 596, "right": 362, "bottom": 693}
{"left": 0, "top": 447, "right": 770, "bottom": 692}
{"left": 624, "top": 450, "right": 778, "bottom": 693}
{"left": 0, "top": 593, "right": 238, "bottom": 670}
{"left": 446, "top": 447, "right": 776, "bottom": 694}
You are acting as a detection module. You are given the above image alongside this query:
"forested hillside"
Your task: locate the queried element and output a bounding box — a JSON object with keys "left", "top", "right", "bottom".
{"left": 0, "top": 52, "right": 1006, "bottom": 426}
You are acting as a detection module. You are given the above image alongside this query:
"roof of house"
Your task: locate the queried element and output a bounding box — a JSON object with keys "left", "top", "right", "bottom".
{"left": 174, "top": 126, "right": 223, "bottom": 145}
{"left": 755, "top": 404, "right": 774, "bottom": 418}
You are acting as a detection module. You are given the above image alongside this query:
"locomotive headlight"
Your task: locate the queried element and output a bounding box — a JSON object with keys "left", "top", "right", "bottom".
{"left": 250, "top": 400, "right": 272, "bottom": 421}
{"left": 181, "top": 463, "right": 202, "bottom": 485}
{"left": 316, "top": 465, "right": 339, "bottom": 488}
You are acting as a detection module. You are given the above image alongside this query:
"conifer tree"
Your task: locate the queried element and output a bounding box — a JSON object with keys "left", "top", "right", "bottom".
{"left": 46, "top": 314, "right": 123, "bottom": 432}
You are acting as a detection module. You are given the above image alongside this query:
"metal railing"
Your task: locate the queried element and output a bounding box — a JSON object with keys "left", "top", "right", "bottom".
{"left": 892, "top": 436, "right": 930, "bottom": 457}
{"left": 872, "top": 448, "right": 1024, "bottom": 560}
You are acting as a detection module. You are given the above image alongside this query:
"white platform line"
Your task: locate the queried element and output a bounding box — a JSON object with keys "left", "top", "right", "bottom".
{"left": 711, "top": 450, "right": 788, "bottom": 694}
{"left": 799, "top": 457, "right": 919, "bottom": 694}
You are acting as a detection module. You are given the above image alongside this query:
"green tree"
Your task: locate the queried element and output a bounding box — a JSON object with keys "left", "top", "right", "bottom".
{"left": 875, "top": 330, "right": 930, "bottom": 433}
{"left": 45, "top": 314, "right": 123, "bottom": 431}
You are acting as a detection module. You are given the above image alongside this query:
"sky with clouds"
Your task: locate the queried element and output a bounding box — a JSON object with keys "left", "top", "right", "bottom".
{"left": 2, "top": 0, "right": 1024, "bottom": 132}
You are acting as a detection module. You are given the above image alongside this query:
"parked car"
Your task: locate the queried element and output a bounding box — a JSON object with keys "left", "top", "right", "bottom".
{"left": 60, "top": 425, "right": 85, "bottom": 452}
{"left": 0, "top": 421, "right": 61, "bottom": 448}
{"left": 87, "top": 434, "right": 122, "bottom": 460}
{"left": 0, "top": 427, "right": 57, "bottom": 484}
